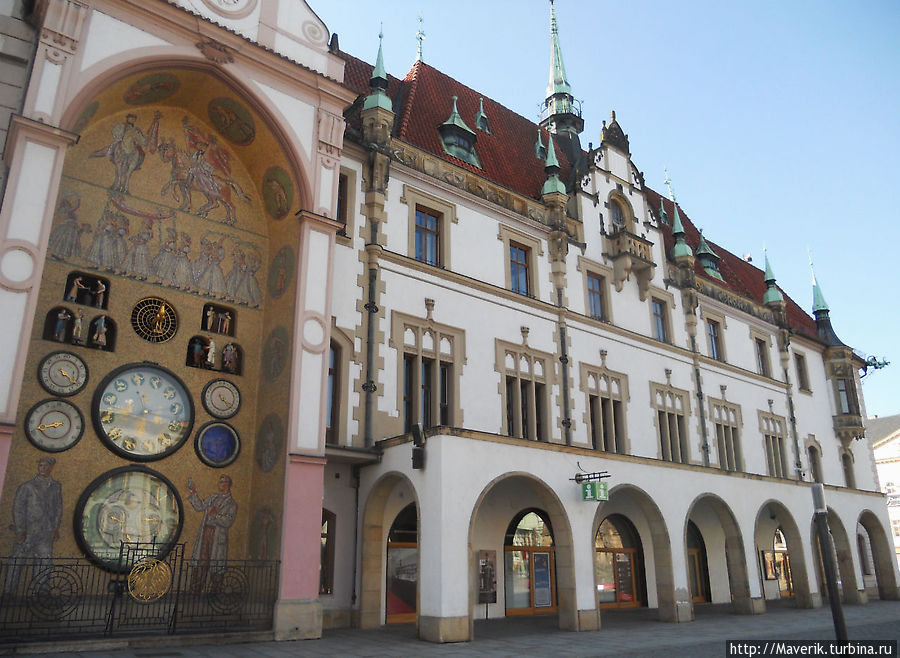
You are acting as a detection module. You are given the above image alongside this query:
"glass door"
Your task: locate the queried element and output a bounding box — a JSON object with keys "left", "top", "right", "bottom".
{"left": 504, "top": 546, "right": 557, "bottom": 615}
{"left": 386, "top": 542, "right": 417, "bottom": 623}
{"left": 595, "top": 548, "right": 639, "bottom": 608}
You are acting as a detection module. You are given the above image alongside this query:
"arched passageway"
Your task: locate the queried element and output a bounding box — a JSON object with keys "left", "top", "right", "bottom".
{"left": 755, "top": 501, "right": 812, "bottom": 608}
{"left": 857, "top": 510, "right": 900, "bottom": 601}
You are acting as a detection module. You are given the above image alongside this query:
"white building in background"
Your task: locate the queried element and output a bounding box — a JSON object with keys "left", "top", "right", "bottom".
{"left": 869, "top": 415, "right": 900, "bottom": 568}
{"left": 0, "top": 0, "right": 895, "bottom": 646}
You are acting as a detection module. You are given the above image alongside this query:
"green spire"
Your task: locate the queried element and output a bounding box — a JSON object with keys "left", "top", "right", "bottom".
{"left": 363, "top": 29, "right": 393, "bottom": 111}
{"left": 810, "top": 257, "right": 829, "bottom": 313}
{"left": 547, "top": 1, "right": 572, "bottom": 98}
{"left": 658, "top": 196, "right": 669, "bottom": 224}
{"left": 670, "top": 201, "right": 692, "bottom": 259}
{"left": 762, "top": 250, "right": 784, "bottom": 304}
{"left": 696, "top": 230, "right": 723, "bottom": 281}
{"left": 474, "top": 97, "right": 491, "bottom": 133}
{"left": 541, "top": 133, "right": 566, "bottom": 195}
{"left": 441, "top": 96, "right": 474, "bottom": 133}
{"left": 535, "top": 128, "right": 546, "bottom": 160}
{"left": 696, "top": 232, "right": 718, "bottom": 258}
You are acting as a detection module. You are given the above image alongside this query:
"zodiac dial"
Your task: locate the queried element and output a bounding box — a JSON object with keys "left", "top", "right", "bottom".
{"left": 93, "top": 363, "right": 193, "bottom": 460}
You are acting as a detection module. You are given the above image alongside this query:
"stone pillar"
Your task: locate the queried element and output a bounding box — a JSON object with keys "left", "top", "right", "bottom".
{"left": 274, "top": 210, "right": 343, "bottom": 640}
{"left": 0, "top": 116, "right": 77, "bottom": 496}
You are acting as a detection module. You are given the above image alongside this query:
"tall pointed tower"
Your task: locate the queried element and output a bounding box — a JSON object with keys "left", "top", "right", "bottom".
{"left": 539, "top": 1, "right": 584, "bottom": 163}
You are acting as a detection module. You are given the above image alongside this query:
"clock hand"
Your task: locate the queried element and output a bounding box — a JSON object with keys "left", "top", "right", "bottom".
{"left": 219, "top": 393, "right": 229, "bottom": 403}
{"left": 57, "top": 367, "right": 76, "bottom": 383}
{"left": 37, "top": 422, "right": 65, "bottom": 431}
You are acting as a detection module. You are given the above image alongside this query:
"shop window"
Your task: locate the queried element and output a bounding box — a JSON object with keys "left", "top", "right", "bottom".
{"left": 63, "top": 271, "right": 109, "bottom": 309}
{"left": 201, "top": 303, "right": 236, "bottom": 337}
{"left": 505, "top": 509, "right": 557, "bottom": 615}
{"left": 595, "top": 514, "right": 645, "bottom": 608}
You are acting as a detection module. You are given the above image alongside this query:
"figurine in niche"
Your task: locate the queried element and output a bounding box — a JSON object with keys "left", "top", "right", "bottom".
{"left": 65, "top": 275, "right": 87, "bottom": 302}
{"left": 92, "top": 316, "right": 108, "bottom": 348}
{"left": 220, "top": 312, "right": 231, "bottom": 335}
{"left": 188, "top": 337, "right": 206, "bottom": 367}
{"left": 206, "top": 306, "right": 216, "bottom": 331}
{"left": 93, "top": 280, "right": 106, "bottom": 308}
{"left": 206, "top": 339, "right": 217, "bottom": 369}
{"left": 72, "top": 310, "right": 84, "bottom": 344}
{"left": 221, "top": 343, "right": 238, "bottom": 374}
{"left": 186, "top": 474, "right": 237, "bottom": 594}
{"left": 53, "top": 309, "right": 71, "bottom": 342}
{"left": 3, "top": 457, "right": 62, "bottom": 594}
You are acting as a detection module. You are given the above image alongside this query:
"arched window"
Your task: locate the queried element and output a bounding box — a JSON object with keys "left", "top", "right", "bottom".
{"left": 609, "top": 199, "right": 626, "bottom": 231}
{"left": 841, "top": 452, "right": 855, "bottom": 489}
{"left": 807, "top": 445, "right": 823, "bottom": 483}
{"left": 386, "top": 503, "right": 417, "bottom": 623}
{"left": 594, "top": 514, "right": 646, "bottom": 608}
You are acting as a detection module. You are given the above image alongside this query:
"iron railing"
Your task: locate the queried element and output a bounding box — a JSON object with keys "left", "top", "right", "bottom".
{"left": 0, "top": 543, "right": 278, "bottom": 643}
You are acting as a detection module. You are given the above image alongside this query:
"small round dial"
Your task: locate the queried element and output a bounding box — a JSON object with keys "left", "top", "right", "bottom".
{"left": 38, "top": 351, "right": 88, "bottom": 397}
{"left": 201, "top": 379, "right": 241, "bottom": 419}
{"left": 25, "top": 398, "right": 85, "bottom": 452}
{"left": 131, "top": 297, "right": 178, "bottom": 343}
{"left": 93, "top": 363, "right": 194, "bottom": 461}
{"left": 75, "top": 466, "right": 182, "bottom": 572}
{"left": 194, "top": 421, "right": 240, "bottom": 468}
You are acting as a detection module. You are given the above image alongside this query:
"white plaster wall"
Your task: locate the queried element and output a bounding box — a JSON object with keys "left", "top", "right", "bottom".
{"left": 321, "top": 463, "right": 359, "bottom": 613}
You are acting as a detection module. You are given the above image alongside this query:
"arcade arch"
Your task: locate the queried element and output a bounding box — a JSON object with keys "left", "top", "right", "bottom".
{"left": 754, "top": 501, "right": 812, "bottom": 608}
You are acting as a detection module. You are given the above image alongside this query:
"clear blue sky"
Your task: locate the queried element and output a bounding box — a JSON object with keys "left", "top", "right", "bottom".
{"left": 314, "top": 1, "right": 900, "bottom": 419}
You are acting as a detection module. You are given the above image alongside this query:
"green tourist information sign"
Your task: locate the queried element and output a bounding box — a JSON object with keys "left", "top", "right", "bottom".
{"left": 581, "top": 481, "right": 609, "bottom": 501}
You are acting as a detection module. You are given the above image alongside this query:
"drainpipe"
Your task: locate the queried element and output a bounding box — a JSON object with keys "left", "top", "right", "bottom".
{"left": 557, "top": 287, "right": 572, "bottom": 445}
{"left": 363, "top": 221, "right": 379, "bottom": 448}
{"left": 783, "top": 362, "right": 803, "bottom": 480}
{"left": 690, "top": 334, "right": 711, "bottom": 467}
{"left": 350, "top": 465, "right": 360, "bottom": 607}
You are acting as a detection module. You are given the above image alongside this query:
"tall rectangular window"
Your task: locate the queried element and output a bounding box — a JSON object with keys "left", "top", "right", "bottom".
{"left": 795, "top": 353, "right": 810, "bottom": 391}
{"left": 711, "top": 400, "right": 742, "bottom": 471}
{"left": 587, "top": 273, "right": 606, "bottom": 320}
{"left": 652, "top": 298, "right": 668, "bottom": 342}
{"left": 582, "top": 364, "right": 629, "bottom": 455}
{"left": 415, "top": 206, "right": 441, "bottom": 266}
{"left": 652, "top": 384, "right": 689, "bottom": 463}
{"left": 403, "top": 354, "right": 415, "bottom": 433}
{"left": 510, "top": 242, "right": 530, "bottom": 295}
{"left": 499, "top": 344, "right": 551, "bottom": 442}
{"left": 707, "top": 320, "right": 722, "bottom": 361}
{"left": 320, "top": 510, "right": 335, "bottom": 595}
{"left": 760, "top": 411, "right": 787, "bottom": 478}
{"left": 439, "top": 362, "right": 451, "bottom": 426}
{"left": 836, "top": 378, "right": 854, "bottom": 414}
{"left": 421, "top": 358, "right": 434, "bottom": 429}
{"left": 336, "top": 173, "right": 348, "bottom": 235}
{"left": 326, "top": 343, "right": 340, "bottom": 445}
{"left": 755, "top": 338, "right": 770, "bottom": 377}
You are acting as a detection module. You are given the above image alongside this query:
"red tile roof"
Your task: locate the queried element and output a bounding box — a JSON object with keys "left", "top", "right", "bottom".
{"left": 340, "top": 51, "right": 820, "bottom": 343}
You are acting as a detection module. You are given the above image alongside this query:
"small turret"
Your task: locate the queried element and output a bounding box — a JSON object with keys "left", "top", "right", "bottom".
{"left": 762, "top": 251, "right": 784, "bottom": 306}
{"left": 363, "top": 30, "right": 392, "bottom": 112}
{"left": 437, "top": 96, "right": 480, "bottom": 167}
{"left": 696, "top": 231, "right": 723, "bottom": 281}
{"left": 810, "top": 259, "right": 844, "bottom": 347}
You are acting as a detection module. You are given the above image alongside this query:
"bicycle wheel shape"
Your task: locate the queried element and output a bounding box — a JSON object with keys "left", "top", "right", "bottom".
{"left": 207, "top": 567, "right": 248, "bottom": 614}
{"left": 27, "top": 566, "right": 82, "bottom": 620}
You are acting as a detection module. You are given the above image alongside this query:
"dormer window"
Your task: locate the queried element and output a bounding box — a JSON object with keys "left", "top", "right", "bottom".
{"left": 438, "top": 96, "right": 481, "bottom": 168}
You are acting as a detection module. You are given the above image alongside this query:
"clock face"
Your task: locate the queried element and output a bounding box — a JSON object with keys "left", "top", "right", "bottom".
{"left": 93, "top": 363, "right": 194, "bottom": 461}
{"left": 75, "top": 467, "right": 182, "bottom": 572}
{"left": 38, "top": 351, "right": 88, "bottom": 397}
{"left": 202, "top": 379, "right": 241, "bottom": 419}
{"left": 25, "top": 398, "right": 85, "bottom": 452}
{"left": 131, "top": 297, "right": 178, "bottom": 343}
{"left": 194, "top": 421, "right": 241, "bottom": 468}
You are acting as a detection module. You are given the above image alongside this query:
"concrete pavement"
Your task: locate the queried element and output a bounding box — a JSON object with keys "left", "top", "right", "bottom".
{"left": 15, "top": 599, "right": 900, "bottom": 657}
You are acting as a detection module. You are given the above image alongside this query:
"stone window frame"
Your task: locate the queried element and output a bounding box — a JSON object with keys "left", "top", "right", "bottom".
{"left": 326, "top": 323, "right": 355, "bottom": 447}
{"left": 708, "top": 396, "right": 743, "bottom": 471}
{"left": 701, "top": 307, "right": 728, "bottom": 363}
{"left": 495, "top": 338, "right": 555, "bottom": 442}
{"left": 650, "top": 381, "right": 692, "bottom": 463}
{"left": 400, "top": 184, "right": 458, "bottom": 270}
{"left": 498, "top": 224, "right": 543, "bottom": 299}
{"left": 833, "top": 376, "right": 860, "bottom": 416}
{"left": 389, "top": 309, "right": 466, "bottom": 431}
{"left": 758, "top": 410, "right": 788, "bottom": 478}
{"left": 336, "top": 167, "right": 357, "bottom": 245}
{"left": 839, "top": 447, "right": 856, "bottom": 489}
{"left": 605, "top": 190, "right": 636, "bottom": 234}
{"left": 804, "top": 434, "right": 824, "bottom": 484}
{"left": 648, "top": 287, "right": 676, "bottom": 344}
{"left": 749, "top": 327, "right": 774, "bottom": 379}
{"left": 794, "top": 351, "right": 812, "bottom": 394}
{"left": 577, "top": 256, "right": 614, "bottom": 323}
{"left": 579, "top": 361, "right": 629, "bottom": 454}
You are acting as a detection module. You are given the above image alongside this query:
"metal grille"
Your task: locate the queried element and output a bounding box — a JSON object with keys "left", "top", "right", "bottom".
{"left": 0, "top": 544, "right": 278, "bottom": 643}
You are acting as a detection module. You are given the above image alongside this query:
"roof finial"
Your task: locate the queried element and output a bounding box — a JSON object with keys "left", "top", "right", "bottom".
{"left": 664, "top": 167, "right": 676, "bottom": 202}
{"left": 416, "top": 15, "right": 425, "bottom": 62}
{"left": 762, "top": 247, "right": 784, "bottom": 304}
{"left": 809, "top": 249, "right": 829, "bottom": 312}
{"left": 547, "top": 0, "right": 572, "bottom": 98}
